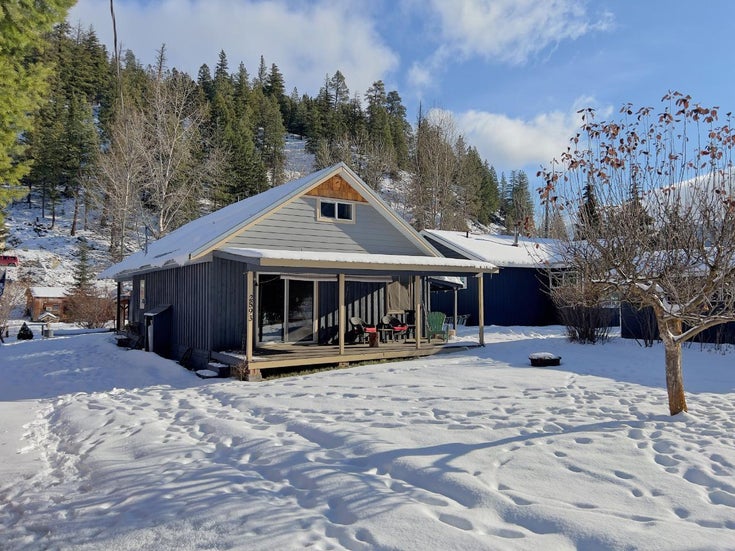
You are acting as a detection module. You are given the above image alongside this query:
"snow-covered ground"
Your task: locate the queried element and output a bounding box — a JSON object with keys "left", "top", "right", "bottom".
{"left": 1, "top": 326, "right": 734, "bottom": 550}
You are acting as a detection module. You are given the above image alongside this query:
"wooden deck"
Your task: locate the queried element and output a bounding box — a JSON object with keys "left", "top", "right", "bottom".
{"left": 211, "top": 338, "right": 479, "bottom": 379}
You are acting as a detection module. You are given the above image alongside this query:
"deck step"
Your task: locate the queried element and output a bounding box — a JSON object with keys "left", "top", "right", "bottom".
{"left": 194, "top": 361, "right": 231, "bottom": 379}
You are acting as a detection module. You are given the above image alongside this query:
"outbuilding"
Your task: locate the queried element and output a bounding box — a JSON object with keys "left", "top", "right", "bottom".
{"left": 420, "top": 230, "right": 564, "bottom": 326}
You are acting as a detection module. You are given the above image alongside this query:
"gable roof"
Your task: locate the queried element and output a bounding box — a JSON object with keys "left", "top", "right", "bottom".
{"left": 100, "top": 164, "right": 465, "bottom": 280}
{"left": 421, "top": 230, "right": 564, "bottom": 269}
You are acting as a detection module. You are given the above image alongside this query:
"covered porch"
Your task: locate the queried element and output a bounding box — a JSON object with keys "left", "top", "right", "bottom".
{"left": 213, "top": 247, "right": 497, "bottom": 380}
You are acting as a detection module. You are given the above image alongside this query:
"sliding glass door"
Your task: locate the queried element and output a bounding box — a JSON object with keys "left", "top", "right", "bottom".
{"left": 258, "top": 275, "right": 315, "bottom": 343}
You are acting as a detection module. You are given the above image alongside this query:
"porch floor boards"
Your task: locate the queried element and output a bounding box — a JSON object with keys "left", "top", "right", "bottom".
{"left": 211, "top": 339, "right": 476, "bottom": 372}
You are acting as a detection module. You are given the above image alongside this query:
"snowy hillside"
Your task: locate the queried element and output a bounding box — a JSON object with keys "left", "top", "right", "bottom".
{"left": 3, "top": 198, "right": 113, "bottom": 290}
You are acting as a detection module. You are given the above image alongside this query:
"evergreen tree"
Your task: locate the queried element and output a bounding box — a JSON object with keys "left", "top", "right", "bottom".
{"left": 196, "top": 63, "right": 214, "bottom": 103}
{"left": 386, "top": 90, "right": 410, "bottom": 170}
{"left": 251, "top": 87, "right": 286, "bottom": 186}
{"left": 72, "top": 238, "right": 93, "bottom": 292}
{"left": 478, "top": 163, "right": 500, "bottom": 226}
{"left": 0, "top": 0, "right": 75, "bottom": 239}
{"left": 576, "top": 179, "right": 599, "bottom": 239}
{"left": 365, "top": 80, "right": 393, "bottom": 154}
{"left": 25, "top": 24, "right": 104, "bottom": 230}
{"left": 505, "top": 170, "right": 534, "bottom": 239}
{"left": 254, "top": 55, "right": 268, "bottom": 89}
{"left": 265, "top": 63, "right": 285, "bottom": 101}
{"left": 330, "top": 70, "right": 349, "bottom": 107}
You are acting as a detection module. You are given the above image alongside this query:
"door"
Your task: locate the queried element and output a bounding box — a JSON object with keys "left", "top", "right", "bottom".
{"left": 258, "top": 276, "right": 316, "bottom": 343}
{"left": 286, "top": 279, "right": 315, "bottom": 343}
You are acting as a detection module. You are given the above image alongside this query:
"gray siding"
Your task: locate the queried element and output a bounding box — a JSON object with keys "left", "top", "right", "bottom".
{"left": 211, "top": 257, "right": 247, "bottom": 351}
{"left": 318, "top": 281, "right": 385, "bottom": 343}
{"left": 226, "top": 197, "right": 426, "bottom": 255}
{"left": 129, "top": 263, "right": 212, "bottom": 366}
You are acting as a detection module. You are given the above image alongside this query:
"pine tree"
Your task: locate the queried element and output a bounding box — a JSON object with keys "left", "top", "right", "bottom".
{"left": 25, "top": 24, "right": 105, "bottom": 231}
{"left": 386, "top": 90, "right": 410, "bottom": 170}
{"left": 251, "top": 87, "right": 286, "bottom": 186}
{"left": 576, "top": 179, "right": 599, "bottom": 239}
{"left": 505, "top": 170, "right": 534, "bottom": 240}
{"left": 0, "top": 0, "right": 75, "bottom": 239}
{"left": 478, "top": 163, "right": 500, "bottom": 226}
{"left": 72, "top": 238, "right": 93, "bottom": 292}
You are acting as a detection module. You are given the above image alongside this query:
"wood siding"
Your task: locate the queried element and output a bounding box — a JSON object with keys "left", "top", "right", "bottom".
{"left": 225, "top": 197, "right": 424, "bottom": 255}
{"left": 305, "top": 175, "right": 368, "bottom": 202}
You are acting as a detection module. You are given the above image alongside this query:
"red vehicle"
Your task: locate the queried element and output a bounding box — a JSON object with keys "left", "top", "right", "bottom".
{"left": 0, "top": 255, "right": 19, "bottom": 267}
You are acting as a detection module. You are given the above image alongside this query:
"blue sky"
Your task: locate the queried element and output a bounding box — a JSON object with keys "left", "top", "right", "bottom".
{"left": 68, "top": 0, "right": 735, "bottom": 184}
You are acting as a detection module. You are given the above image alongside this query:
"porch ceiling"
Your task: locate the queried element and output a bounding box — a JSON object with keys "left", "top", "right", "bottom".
{"left": 214, "top": 247, "right": 498, "bottom": 276}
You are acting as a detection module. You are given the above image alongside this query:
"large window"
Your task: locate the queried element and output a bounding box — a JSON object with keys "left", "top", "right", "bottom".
{"left": 319, "top": 199, "right": 354, "bottom": 222}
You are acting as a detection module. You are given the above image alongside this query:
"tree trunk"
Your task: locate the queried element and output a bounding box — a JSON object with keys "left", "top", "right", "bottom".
{"left": 662, "top": 320, "right": 688, "bottom": 415}
{"left": 70, "top": 192, "right": 79, "bottom": 236}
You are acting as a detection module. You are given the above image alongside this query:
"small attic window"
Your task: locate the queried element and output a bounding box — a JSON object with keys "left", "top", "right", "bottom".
{"left": 319, "top": 199, "right": 354, "bottom": 222}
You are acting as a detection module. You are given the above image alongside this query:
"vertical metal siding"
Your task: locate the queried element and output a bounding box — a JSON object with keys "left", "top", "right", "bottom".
{"left": 431, "top": 268, "right": 558, "bottom": 326}
{"left": 210, "top": 257, "right": 246, "bottom": 351}
{"left": 318, "top": 281, "right": 385, "bottom": 343}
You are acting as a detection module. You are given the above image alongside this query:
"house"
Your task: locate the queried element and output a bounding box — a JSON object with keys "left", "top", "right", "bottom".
{"left": 100, "top": 163, "right": 498, "bottom": 378}
{"left": 420, "top": 231, "right": 564, "bottom": 326}
{"left": 26, "top": 287, "right": 69, "bottom": 321}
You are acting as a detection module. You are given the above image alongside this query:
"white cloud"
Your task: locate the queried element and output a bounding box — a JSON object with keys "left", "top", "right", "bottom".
{"left": 410, "top": 0, "right": 612, "bottom": 92}
{"left": 68, "top": 0, "right": 399, "bottom": 98}
{"left": 455, "top": 99, "right": 610, "bottom": 170}
{"left": 431, "top": 0, "right": 612, "bottom": 65}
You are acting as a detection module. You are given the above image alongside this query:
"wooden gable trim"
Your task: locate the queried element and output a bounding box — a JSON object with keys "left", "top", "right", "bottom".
{"left": 305, "top": 175, "right": 368, "bottom": 203}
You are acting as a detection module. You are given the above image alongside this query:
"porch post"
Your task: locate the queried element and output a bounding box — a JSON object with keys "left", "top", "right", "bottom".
{"left": 245, "top": 270, "right": 254, "bottom": 363}
{"left": 453, "top": 287, "right": 458, "bottom": 330}
{"left": 338, "top": 273, "right": 345, "bottom": 355}
{"left": 116, "top": 281, "right": 122, "bottom": 332}
{"left": 477, "top": 273, "right": 485, "bottom": 346}
{"left": 414, "top": 275, "right": 422, "bottom": 349}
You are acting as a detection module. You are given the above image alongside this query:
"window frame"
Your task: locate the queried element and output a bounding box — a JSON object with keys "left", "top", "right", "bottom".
{"left": 317, "top": 199, "right": 356, "bottom": 223}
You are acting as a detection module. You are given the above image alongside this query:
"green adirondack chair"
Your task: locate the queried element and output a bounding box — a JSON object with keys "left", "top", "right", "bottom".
{"left": 426, "top": 311, "right": 448, "bottom": 342}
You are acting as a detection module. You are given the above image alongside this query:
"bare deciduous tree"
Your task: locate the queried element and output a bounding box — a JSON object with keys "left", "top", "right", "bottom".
{"left": 540, "top": 92, "right": 735, "bottom": 415}
{"left": 66, "top": 288, "right": 116, "bottom": 328}
{"left": 0, "top": 279, "right": 27, "bottom": 335}
{"left": 95, "top": 46, "right": 223, "bottom": 259}
{"left": 95, "top": 106, "right": 147, "bottom": 261}
{"left": 413, "top": 110, "right": 462, "bottom": 230}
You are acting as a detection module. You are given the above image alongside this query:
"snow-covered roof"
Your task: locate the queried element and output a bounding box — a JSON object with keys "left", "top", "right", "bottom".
{"left": 100, "top": 163, "right": 478, "bottom": 280}
{"left": 28, "top": 286, "right": 68, "bottom": 298}
{"left": 422, "top": 230, "right": 565, "bottom": 269}
{"left": 216, "top": 248, "right": 497, "bottom": 274}
{"left": 99, "top": 164, "right": 349, "bottom": 279}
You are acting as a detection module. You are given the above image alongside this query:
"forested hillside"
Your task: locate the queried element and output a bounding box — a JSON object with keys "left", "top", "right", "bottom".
{"left": 11, "top": 23, "right": 540, "bottom": 261}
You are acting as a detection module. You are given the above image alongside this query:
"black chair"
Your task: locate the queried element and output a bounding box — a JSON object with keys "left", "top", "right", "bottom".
{"left": 380, "top": 315, "right": 408, "bottom": 342}
{"left": 349, "top": 316, "right": 377, "bottom": 344}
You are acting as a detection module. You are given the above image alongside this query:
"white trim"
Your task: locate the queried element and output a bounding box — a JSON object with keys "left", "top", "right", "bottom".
{"left": 316, "top": 198, "right": 356, "bottom": 224}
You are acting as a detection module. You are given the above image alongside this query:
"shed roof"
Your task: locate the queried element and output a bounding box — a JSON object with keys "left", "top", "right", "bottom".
{"left": 421, "top": 230, "right": 565, "bottom": 269}
{"left": 28, "top": 286, "right": 68, "bottom": 298}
